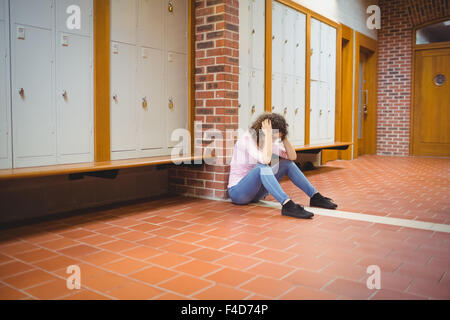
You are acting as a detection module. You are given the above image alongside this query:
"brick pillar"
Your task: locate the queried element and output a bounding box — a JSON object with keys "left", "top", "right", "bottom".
{"left": 168, "top": 0, "right": 239, "bottom": 199}
{"left": 377, "top": 0, "right": 449, "bottom": 156}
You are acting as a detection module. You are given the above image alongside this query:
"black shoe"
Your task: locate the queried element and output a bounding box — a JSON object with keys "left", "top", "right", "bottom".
{"left": 310, "top": 192, "right": 338, "bottom": 209}
{"left": 281, "top": 200, "right": 314, "bottom": 219}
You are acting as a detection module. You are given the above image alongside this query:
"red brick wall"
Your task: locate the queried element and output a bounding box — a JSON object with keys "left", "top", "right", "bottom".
{"left": 377, "top": 0, "right": 449, "bottom": 156}
{"left": 168, "top": 0, "right": 239, "bottom": 199}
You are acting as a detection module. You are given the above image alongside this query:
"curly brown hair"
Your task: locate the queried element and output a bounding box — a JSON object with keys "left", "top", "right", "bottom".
{"left": 249, "top": 112, "right": 288, "bottom": 146}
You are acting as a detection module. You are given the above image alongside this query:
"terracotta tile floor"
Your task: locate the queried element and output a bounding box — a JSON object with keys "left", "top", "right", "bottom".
{"left": 0, "top": 155, "right": 449, "bottom": 300}
{"left": 270, "top": 155, "right": 450, "bottom": 224}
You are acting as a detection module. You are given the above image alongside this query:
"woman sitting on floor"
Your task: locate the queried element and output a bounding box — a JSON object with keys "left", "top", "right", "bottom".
{"left": 227, "top": 112, "right": 337, "bottom": 219}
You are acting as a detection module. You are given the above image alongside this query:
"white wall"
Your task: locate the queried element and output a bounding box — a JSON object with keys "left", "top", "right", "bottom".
{"left": 292, "top": 0, "right": 378, "bottom": 39}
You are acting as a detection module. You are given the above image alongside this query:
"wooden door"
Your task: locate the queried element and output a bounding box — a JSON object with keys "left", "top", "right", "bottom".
{"left": 412, "top": 48, "right": 450, "bottom": 156}
{"left": 357, "top": 49, "right": 376, "bottom": 156}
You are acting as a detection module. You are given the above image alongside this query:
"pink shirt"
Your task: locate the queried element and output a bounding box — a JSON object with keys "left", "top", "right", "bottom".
{"left": 227, "top": 130, "right": 288, "bottom": 189}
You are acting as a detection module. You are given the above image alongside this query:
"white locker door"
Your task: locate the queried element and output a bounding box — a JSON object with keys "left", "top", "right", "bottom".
{"left": 327, "top": 26, "right": 337, "bottom": 86}
{"left": 111, "top": 0, "right": 137, "bottom": 44}
{"left": 283, "top": 75, "right": 295, "bottom": 136}
{"left": 138, "top": 47, "right": 165, "bottom": 151}
{"left": 167, "top": 52, "right": 188, "bottom": 148}
{"left": 250, "top": 0, "right": 265, "bottom": 70}
{"left": 11, "top": 0, "right": 53, "bottom": 29}
{"left": 137, "top": 0, "right": 164, "bottom": 49}
{"left": 0, "top": 16, "right": 11, "bottom": 169}
{"left": 57, "top": 0, "right": 92, "bottom": 36}
{"left": 0, "top": 0, "right": 4, "bottom": 21}
{"left": 239, "top": 0, "right": 250, "bottom": 69}
{"left": 110, "top": 42, "right": 138, "bottom": 155}
{"left": 319, "top": 82, "right": 329, "bottom": 141}
{"left": 56, "top": 33, "right": 92, "bottom": 163}
{"left": 293, "top": 77, "right": 305, "bottom": 145}
{"left": 320, "top": 23, "right": 328, "bottom": 82}
{"left": 282, "top": 8, "right": 295, "bottom": 76}
{"left": 271, "top": 73, "right": 282, "bottom": 114}
{"left": 167, "top": 0, "right": 188, "bottom": 54}
{"left": 11, "top": 26, "right": 56, "bottom": 167}
{"left": 238, "top": 66, "right": 250, "bottom": 131}
{"left": 271, "top": 1, "right": 283, "bottom": 73}
{"left": 310, "top": 18, "right": 320, "bottom": 81}
{"left": 309, "top": 81, "right": 319, "bottom": 144}
{"left": 249, "top": 69, "right": 264, "bottom": 125}
{"left": 294, "top": 12, "right": 306, "bottom": 78}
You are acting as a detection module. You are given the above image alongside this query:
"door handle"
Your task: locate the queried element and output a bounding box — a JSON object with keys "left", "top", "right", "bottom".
{"left": 364, "top": 89, "right": 368, "bottom": 105}
{"left": 62, "top": 90, "right": 67, "bottom": 100}
{"left": 251, "top": 105, "right": 255, "bottom": 114}
{"left": 169, "top": 98, "right": 174, "bottom": 110}
{"left": 19, "top": 88, "right": 24, "bottom": 97}
{"left": 112, "top": 94, "right": 118, "bottom": 102}
{"left": 363, "top": 105, "right": 368, "bottom": 115}
{"left": 168, "top": 2, "right": 173, "bottom": 12}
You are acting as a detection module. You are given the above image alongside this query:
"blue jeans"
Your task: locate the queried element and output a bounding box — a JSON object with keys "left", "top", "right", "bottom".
{"left": 228, "top": 159, "right": 318, "bottom": 205}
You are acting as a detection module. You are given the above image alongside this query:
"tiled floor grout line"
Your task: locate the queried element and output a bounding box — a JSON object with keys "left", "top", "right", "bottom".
{"left": 0, "top": 279, "right": 40, "bottom": 300}
{"left": 0, "top": 251, "right": 119, "bottom": 300}
{"left": 0, "top": 237, "right": 222, "bottom": 300}
{"left": 37, "top": 222, "right": 323, "bottom": 300}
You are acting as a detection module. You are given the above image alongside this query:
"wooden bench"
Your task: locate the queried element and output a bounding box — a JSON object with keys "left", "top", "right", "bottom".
{"left": 0, "top": 155, "right": 210, "bottom": 181}
{"left": 0, "top": 142, "right": 352, "bottom": 180}
{"left": 294, "top": 141, "right": 353, "bottom": 153}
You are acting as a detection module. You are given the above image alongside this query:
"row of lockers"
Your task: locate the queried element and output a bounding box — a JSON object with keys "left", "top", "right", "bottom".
{"left": 272, "top": 1, "right": 306, "bottom": 77}
{"left": 238, "top": 0, "right": 266, "bottom": 132}
{"left": 271, "top": 1, "right": 307, "bottom": 146}
{"left": 238, "top": 0, "right": 337, "bottom": 146}
{"left": 109, "top": 0, "right": 189, "bottom": 160}
{"left": 111, "top": 0, "right": 188, "bottom": 55}
{"left": 0, "top": 0, "right": 190, "bottom": 169}
{"left": 0, "top": 0, "right": 93, "bottom": 169}
{"left": 310, "top": 17, "right": 337, "bottom": 144}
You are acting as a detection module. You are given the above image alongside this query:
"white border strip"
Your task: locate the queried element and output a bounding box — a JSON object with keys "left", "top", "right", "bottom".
{"left": 254, "top": 200, "right": 450, "bottom": 234}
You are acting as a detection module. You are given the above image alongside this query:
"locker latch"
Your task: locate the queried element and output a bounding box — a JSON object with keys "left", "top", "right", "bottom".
{"left": 17, "top": 27, "right": 25, "bottom": 40}
{"left": 142, "top": 97, "right": 148, "bottom": 109}
{"left": 295, "top": 108, "right": 299, "bottom": 115}
{"left": 251, "top": 105, "right": 255, "bottom": 114}
{"left": 113, "top": 94, "right": 118, "bottom": 103}
{"left": 168, "top": 2, "right": 173, "bottom": 12}
{"left": 19, "top": 88, "right": 25, "bottom": 98}
{"left": 169, "top": 98, "right": 174, "bottom": 110}
{"left": 283, "top": 107, "right": 287, "bottom": 116}
{"left": 62, "top": 90, "right": 68, "bottom": 100}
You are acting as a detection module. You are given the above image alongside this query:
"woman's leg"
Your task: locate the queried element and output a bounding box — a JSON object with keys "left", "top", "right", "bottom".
{"left": 228, "top": 163, "right": 291, "bottom": 205}
{"left": 251, "top": 159, "right": 318, "bottom": 202}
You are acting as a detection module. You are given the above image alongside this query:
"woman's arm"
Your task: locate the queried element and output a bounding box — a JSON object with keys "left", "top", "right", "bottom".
{"left": 261, "top": 119, "right": 273, "bottom": 164}
{"left": 282, "top": 136, "right": 298, "bottom": 161}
